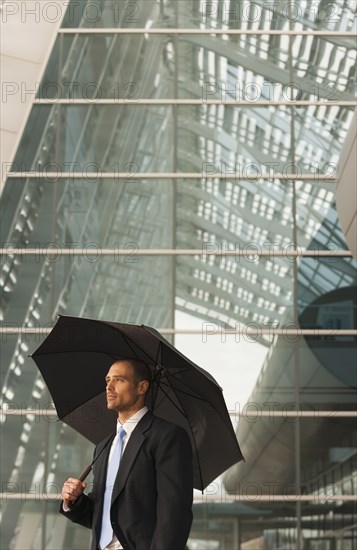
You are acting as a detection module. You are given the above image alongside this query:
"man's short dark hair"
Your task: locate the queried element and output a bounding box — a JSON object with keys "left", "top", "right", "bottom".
{"left": 124, "top": 358, "right": 152, "bottom": 387}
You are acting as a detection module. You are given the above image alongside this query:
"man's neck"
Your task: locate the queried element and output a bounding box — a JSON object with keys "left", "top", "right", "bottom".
{"left": 118, "top": 404, "right": 145, "bottom": 425}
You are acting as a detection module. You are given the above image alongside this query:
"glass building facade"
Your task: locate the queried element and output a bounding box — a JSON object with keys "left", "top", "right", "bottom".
{"left": 1, "top": 1, "right": 356, "bottom": 549}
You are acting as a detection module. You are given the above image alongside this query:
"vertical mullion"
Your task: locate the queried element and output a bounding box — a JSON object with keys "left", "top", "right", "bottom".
{"left": 287, "top": 7, "right": 302, "bottom": 549}
{"left": 41, "top": 28, "right": 65, "bottom": 550}
{"left": 171, "top": 2, "right": 179, "bottom": 346}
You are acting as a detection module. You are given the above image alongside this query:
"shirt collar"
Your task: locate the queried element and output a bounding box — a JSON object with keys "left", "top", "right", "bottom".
{"left": 117, "top": 406, "right": 149, "bottom": 437}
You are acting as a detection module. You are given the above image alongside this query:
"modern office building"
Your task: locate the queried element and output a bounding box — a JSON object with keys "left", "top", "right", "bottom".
{"left": 1, "top": 1, "right": 356, "bottom": 548}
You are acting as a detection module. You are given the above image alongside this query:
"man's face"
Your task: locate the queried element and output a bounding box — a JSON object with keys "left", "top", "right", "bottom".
{"left": 105, "top": 361, "right": 144, "bottom": 412}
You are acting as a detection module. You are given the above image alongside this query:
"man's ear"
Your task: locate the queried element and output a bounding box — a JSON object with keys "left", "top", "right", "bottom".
{"left": 138, "top": 380, "right": 149, "bottom": 394}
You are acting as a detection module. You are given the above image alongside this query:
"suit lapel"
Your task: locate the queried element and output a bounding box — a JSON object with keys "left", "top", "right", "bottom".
{"left": 111, "top": 410, "right": 155, "bottom": 502}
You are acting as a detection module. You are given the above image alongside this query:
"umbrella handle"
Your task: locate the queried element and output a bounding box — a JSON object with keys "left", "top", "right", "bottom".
{"left": 78, "top": 464, "right": 92, "bottom": 482}
{"left": 77, "top": 434, "right": 113, "bottom": 482}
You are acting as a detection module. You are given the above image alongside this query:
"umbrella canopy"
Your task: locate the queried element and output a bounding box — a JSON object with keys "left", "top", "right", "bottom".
{"left": 31, "top": 315, "right": 244, "bottom": 490}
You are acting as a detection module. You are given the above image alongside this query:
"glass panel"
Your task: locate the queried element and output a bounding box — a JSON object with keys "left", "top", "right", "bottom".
{"left": 0, "top": 254, "right": 173, "bottom": 325}
{"left": 1, "top": 178, "right": 173, "bottom": 248}
{"left": 298, "top": 256, "right": 357, "bottom": 328}
{"left": 0, "top": 250, "right": 296, "bottom": 340}
{"left": 297, "top": 196, "right": 357, "bottom": 327}
{"left": 61, "top": 0, "right": 177, "bottom": 29}
{"left": 15, "top": 109, "right": 354, "bottom": 181}
{"left": 177, "top": 178, "right": 294, "bottom": 247}
{"left": 178, "top": 35, "right": 356, "bottom": 101}
{"left": 38, "top": 32, "right": 356, "bottom": 101}
{"left": 38, "top": 34, "right": 175, "bottom": 100}
{"left": 0, "top": 499, "right": 92, "bottom": 550}
{"left": 177, "top": 171, "right": 294, "bottom": 332}
{"left": 225, "top": 416, "right": 296, "bottom": 496}
{"left": 192, "top": 501, "right": 356, "bottom": 550}
{"left": 291, "top": 35, "right": 356, "bottom": 102}
{"left": 38, "top": 33, "right": 356, "bottom": 102}
{"left": 1, "top": 411, "right": 94, "bottom": 495}
{"left": 10, "top": 105, "right": 174, "bottom": 172}
{"left": 297, "top": 333, "right": 357, "bottom": 410}
{"left": 176, "top": 250, "right": 295, "bottom": 345}
{"left": 294, "top": 106, "right": 355, "bottom": 177}
{"left": 61, "top": 0, "right": 357, "bottom": 33}
{"left": 0, "top": 334, "right": 53, "bottom": 410}
{"left": 176, "top": 105, "right": 293, "bottom": 171}
{"left": 295, "top": 183, "right": 338, "bottom": 245}
{"left": 9, "top": 104, "right": 293, "bottom": 172}
{"left": 300, "top": 417, "right": 357, "bottom": 497}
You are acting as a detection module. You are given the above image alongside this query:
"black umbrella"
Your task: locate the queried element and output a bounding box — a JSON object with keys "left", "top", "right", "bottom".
{"left": 31, "top": 315, "right": 244, "bottom": 490}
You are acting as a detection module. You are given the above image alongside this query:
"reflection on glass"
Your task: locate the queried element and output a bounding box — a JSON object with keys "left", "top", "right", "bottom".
{"left": 298, "top": 202, "right": 357, "bottom": 317}
{"left": 192, "top": 500, "right": 356, "bottom": 549}
{"left": 0, "top": 254, "right": 173, "bottom": 324}
{"left": 11, "top": 105, "right": 174, "bottom": 172}
{"left": 39, "top": 34, "right": 175, "bottom": 100}
{"left": 0, "top": 412, "right": 94, "bottom": 489}
{"left": 1, "top": 179, "right": 172, "bottom": 248}
{"left": 300, "top": 416, "right": 357, "bottom": 496}
{"left": 38, "top": 32, "right": 356, "bottom": 102}
{"left": 12, "top": 100, "right": 353, "bottom": 180}
{"left": 1, "top": 500, "right": 92, "bottom": 550}
{"left": 61, "top": 0, "right": 357, "bottom": 33}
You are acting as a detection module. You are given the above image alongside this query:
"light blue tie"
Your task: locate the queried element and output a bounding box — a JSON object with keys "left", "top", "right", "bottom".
{"left": 99, "top": 426, "right": 126, "bottom": 550}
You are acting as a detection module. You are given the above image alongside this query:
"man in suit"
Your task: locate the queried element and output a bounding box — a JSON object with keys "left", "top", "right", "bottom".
{"left": 60, "top": 358, "right": 193, "bottom": 550}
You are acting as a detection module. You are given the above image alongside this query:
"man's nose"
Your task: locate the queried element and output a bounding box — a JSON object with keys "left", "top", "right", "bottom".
{"left": 106, "top": 380, "right": 114, "bottom": 390}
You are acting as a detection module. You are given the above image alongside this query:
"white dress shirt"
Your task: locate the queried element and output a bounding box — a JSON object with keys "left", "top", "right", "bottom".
{"left": 64, "top": 406, "right": 149, "bottom": 550}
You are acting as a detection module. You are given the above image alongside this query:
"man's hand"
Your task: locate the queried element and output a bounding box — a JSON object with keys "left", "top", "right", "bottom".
{"left": 61, "top": 478, "right": 87, "bottom": 508}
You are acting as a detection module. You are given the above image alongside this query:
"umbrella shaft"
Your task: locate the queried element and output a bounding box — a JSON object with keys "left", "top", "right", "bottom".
{"left": 79, "top": 464, "right": 92, "bottom": 482}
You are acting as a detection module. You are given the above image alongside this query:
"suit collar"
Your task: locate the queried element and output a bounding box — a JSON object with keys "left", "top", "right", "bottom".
{"left": 121, "top": 406, "right": 149, "bottom": 437}
{"left": 133, "top": 408, "right": 155, "bottom": 434}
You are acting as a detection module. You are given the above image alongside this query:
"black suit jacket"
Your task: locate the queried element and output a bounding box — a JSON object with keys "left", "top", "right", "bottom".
{"left": 60, "top": 411, "right": 193, "bottom": 550}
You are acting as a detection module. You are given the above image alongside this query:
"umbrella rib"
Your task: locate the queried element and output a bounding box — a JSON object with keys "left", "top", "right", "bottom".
{"left": 161, "top": 371, "right": 231, "bottom": 426}
{"left": 34, "top": 350, "right": 141, "bottom": 360}
{"left": 157, "top": 380, "right": 239, "bottom": 444}
{"left": 154, "top": 378, "right": 187, "bottom": 418}
{"left": 152, "top": 365, "right": 234, "bottom": 437}
{"left": 151, "top": 343, "right": 162, "bottom": 409}
{"left": 158, "top": 380, "right": 211, "bottom": 403}
{"left": 163, "top": 366, "right": 221, "bottom": 390}
{"left": 158, "top": 370, "right": 205, "bottom": 492}
{"left": 161, "top": 365, "right": 221, "bottom": 388}
{"left": 119, "top": 331, "right": 158, "bottom": 365}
